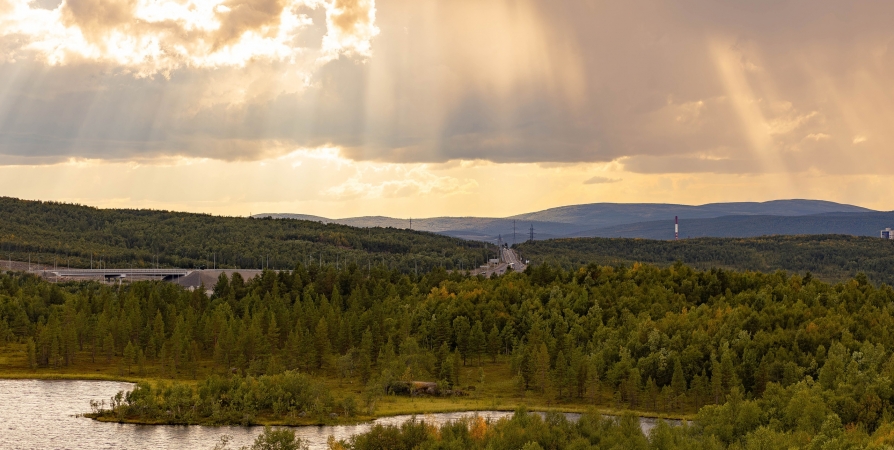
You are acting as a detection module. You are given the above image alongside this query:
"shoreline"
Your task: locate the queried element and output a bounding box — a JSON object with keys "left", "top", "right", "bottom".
{"left": 83, "top": 407, "right": 690, "bottom": 428}
{"left": 2, "top": 373, "right": 694, "bottom": 427}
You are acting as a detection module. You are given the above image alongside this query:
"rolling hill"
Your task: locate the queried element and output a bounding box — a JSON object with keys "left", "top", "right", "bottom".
{"left": 515, "top": 234, "right": 894, "bottom": 285}
{"left": 0, "top": 197, "right": 492, "bottom": 272}
{"left": 258, "top": 199, "right": 878, "bottom": 242}
{"left": 573, "top": 211, "right": 894, "bottom": 240}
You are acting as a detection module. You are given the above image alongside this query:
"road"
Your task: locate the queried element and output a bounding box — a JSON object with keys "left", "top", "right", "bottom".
{"left": 502, "top": 247, "right": 527, "bottom": 272}
{"left": 471, "top": 247, "right": 527, "bottom": 277}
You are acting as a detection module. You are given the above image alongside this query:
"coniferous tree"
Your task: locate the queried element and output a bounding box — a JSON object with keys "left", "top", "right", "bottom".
{"left": 553, "top": 350, "right": 569, "bottom": 398}
{"left": 26, "top": 337, "right": 37, "bottom": 369}
{"left": 103, "top": 332, "right": 115, "bottom": 363}
{"left": 314, "top": 318, "right": 330, "bottom": 370}
{"left": 486, "top": 324, "right": 500, "bottom": 362}
{"left": 149, "top": 311, "right": 165, "bottom": 360}
{"left": 645, "top": 377, "right": 659, "bottom": 410}
{"left": 436, "top": 341, "right": 451, "bottom": 383}
{"left": 451, "top": 350, "right": 462, "bottom": 388}
{"left": 469, "top": 321, "right": 486, "bottom": 366}
{"left": 453, "top": 316, "right": 471, "bottom": 365}
{"left": 671, "top": 357, "right": 687, "bottom": 408}
{"left": 532, "top": 343, "right": 550, "bottom": 394}
{"left": 626, "top": 368, "right": 642, "bottom": 407}
{"left": 123, "top": 341, "right": 136, "bottom": 374}
{"left": 357, "top": 329, "right": 373, "bottom": 383}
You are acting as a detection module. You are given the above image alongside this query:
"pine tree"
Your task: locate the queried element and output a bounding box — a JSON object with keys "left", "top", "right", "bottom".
{"left": 298, "top": 325, "right": 317, "bottom": 371}
{"left": 441, "top": 351, "right": 455, "bottom": 388}
{"left": 532, "top": 343, "right": 550, "bottom": 394}
{"left": 187, "top": 341, "right": 200, "bottom": 379}
{"left": 453, "top": 316, "right": 471, "bottom": 365}
{"left": 123, "top": 341, "right": 136, "bottom": 374}
{"left": 626, "top": 368, "right": 642, "bottom": 407}
{"left": 451, "top": 350, "right": 462, "bottom": 388}
{"left": 660, "top": 385, "right": 674, "bottom": 412}
{"left": 436, "top": 341, "right": 451, "bottom": 383}
{"left": 283, "top": 327, "right": 301, "bottom": 371}
{"left": 587, "top": 357, "right": 600, "bottom": 404}
{"left": 159, "top": 342, "right": 169, "bottom": 375}
{"left": 331, "top": 286, "right": 343, "bottom": 312}
{"left": 103, "top": 332, "right": 115, "bottom": 363}
{"left": 720, "top": 349, "right": 740, "bottom": 394}
{"left": 553, "top": 351, "right": 569, "bottom": 399}
{"left": 266, "top": 314, "right": 281, "bottom": 353}
{"left": 710, "top": 354, "right": 723, "bottom": 404}
{"left": 62, "top": 322, "right": 78, "bottom": 366}
{"left": 26, "top": 337, "right": 37, "bottom": 369}
{"left": 213, "top": 272, "right": 231, "bottom": 298}
{"left": 671, "top": 357, "right": 687, "bottom": 409}
{"left": 136, "top": 348, "right": 145, "bottom": 376}
{"left": 692, "top": 369, "right": 709, "bottom": 408}
{"left": 314, "top": 318, "right": 330, "bottom": 369}
{"left": 150, "top": 310, "right": 165, "bottom": 360}
{"left": 358, "top": 328, "right": 373, "bottom": 383}
{"left": 469, "top": 321, "right": 486, "bottom": 366}
{"left": 570, "top": 351, "right": 586, "bottom": 398}
{"left": 377, "top": 338, "right": 397, "bottom": 377}
{"left": 645, "top": 377, "right": 659, "bottom": 410}
{"left": 486, "top": 324, "right": 500, "bottom": 362}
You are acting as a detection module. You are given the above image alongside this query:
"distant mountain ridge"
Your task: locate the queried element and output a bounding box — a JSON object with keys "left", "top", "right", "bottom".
{"left": 258, "top": 199, "right": 880, "bottom": 242}
{"left": 574, "top": 211, "right": 894, "bottom": 240}
{"left": 507, "top": 200, "right": 873, "bottom": 227}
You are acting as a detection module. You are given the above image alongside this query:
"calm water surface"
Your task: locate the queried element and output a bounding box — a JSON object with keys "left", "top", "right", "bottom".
{"left": 0, "top": 379, "right": 678, "bottom": 449}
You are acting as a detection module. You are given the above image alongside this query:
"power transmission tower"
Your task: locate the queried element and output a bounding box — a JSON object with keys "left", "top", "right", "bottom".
{"left": 529, "top": 224, "right": 534, "bottom": 242}
{"left": 513, "top": 220, "right": 516, "bottom": 246}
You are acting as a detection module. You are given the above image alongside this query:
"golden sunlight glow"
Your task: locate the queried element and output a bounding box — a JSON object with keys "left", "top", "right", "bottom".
{"left": 0, "top": 148, "right": 887, "bottom": 218}
{"left": 2, "top": 1, "right": 894, "bottom": 216}
{"left": 0, "top": 0, "right": 377, "bottom": 75}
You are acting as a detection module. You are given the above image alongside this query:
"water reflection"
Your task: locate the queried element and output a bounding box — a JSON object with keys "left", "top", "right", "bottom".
{"left": 0, "top": 379, "right": 680, "bottom": 449}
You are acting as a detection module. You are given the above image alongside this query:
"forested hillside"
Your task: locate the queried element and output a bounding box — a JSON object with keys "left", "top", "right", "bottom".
{"left": 3, "top": 260, "right": 894, "bottom": 448}
{"left": 516, "top": 235, "right": 894, "bottom": 285}
{"left": 571, "top": 211, "right": 894, "bottom": 240}
{"left": 0, "top": 197, "right": 490, "bottom": 273}
{"left": 261, "top": 200, "right": 873, "bottom": 243}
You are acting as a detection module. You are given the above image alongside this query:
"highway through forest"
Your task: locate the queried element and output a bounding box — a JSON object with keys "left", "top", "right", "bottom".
{"left": 502, "top": 247, "right": 526, "bottom": 272}
{"left": 471, "top": 247, "right": 527, "bottom": 277}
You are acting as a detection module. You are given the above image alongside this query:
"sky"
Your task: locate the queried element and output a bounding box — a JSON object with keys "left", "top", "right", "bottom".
{"left": 0, "top": 0, "right": 893, "bottom": 218}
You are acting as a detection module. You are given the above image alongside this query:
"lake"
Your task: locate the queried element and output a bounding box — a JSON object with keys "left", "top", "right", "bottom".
{"left": 0, "top": 379, "right": 679, "bottom": 449}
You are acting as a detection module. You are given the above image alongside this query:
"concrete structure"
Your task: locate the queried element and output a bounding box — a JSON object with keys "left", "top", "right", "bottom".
{"left": 882, "top": 228, "right": 894, "bottom": 239}
{"left": 172, "top": 269, "right": 264, "bottom": 291}
{"left": 37, "top": 267, "right": 265, "bottom": 294}
{"left": 45, "top": 268, "right": 189, "bottom": 281}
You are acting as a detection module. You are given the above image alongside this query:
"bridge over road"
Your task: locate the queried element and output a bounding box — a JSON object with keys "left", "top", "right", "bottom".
{"left": 43, "top": 268, "right": 190, "bottom": 281}
{"left": 3, "top": 262, "right": 265, "bottom": 292}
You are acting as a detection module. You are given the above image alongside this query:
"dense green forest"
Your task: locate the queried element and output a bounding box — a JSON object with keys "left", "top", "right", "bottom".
{"left": 4, "top": 259, "right": 894, "bottom": 447}
{"left": 517, "top": 235, "right": 894, "bottom": 285}
{"left": 325, "top": 404, "right": 894, "bottom": 449}
{"left": 0, "top": 197, "right": 490, "bottom": 272}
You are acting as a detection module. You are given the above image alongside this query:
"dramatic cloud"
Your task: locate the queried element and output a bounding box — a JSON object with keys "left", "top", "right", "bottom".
{"left": 2, "top": 0, "right": 894, "bottom": 182}
{"left": 0, "top": 0, "right": 377, "bottom": 75}
{"left": 322, "top": 0, "right": 377, "bottom": 58}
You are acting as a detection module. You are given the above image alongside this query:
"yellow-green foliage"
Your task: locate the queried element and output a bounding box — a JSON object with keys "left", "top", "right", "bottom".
{"left": 4, "top": 261, "right": 894, "bottom": 443}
